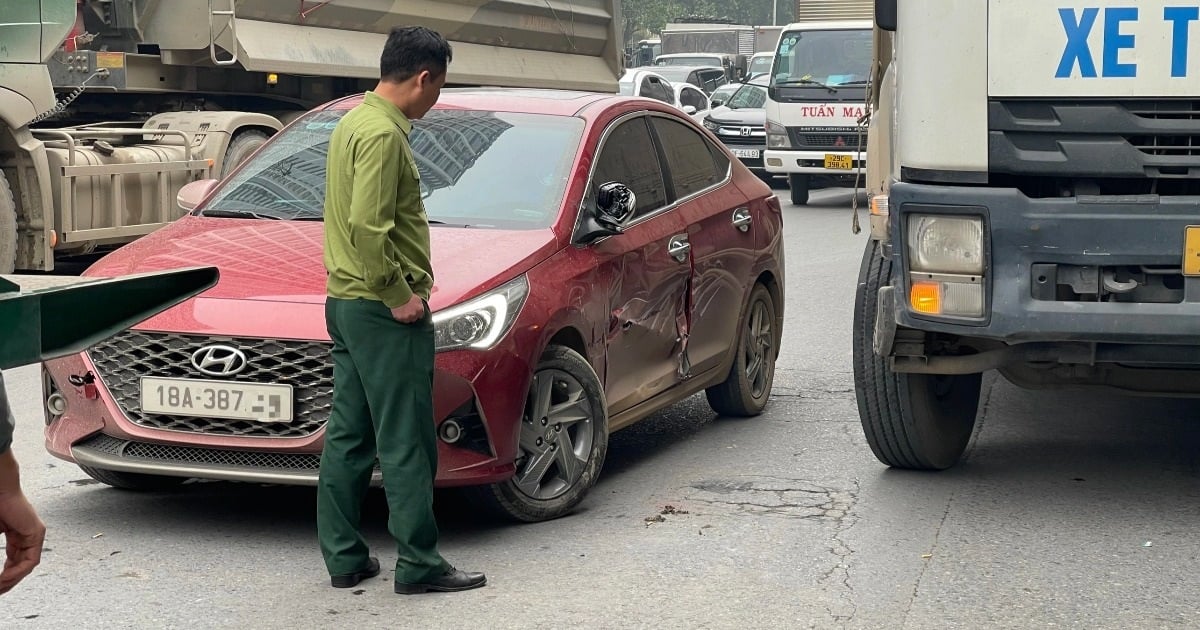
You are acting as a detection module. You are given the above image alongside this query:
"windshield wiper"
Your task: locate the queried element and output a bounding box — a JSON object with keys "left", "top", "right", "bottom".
{"left": 200, "top": 209, "right": 282, "bottom": 220}
{"left": 774, "top": 78, "right": 838, "bottom": 93}
{"left": 834, "top": 80, "right": 871, "bottom": 86}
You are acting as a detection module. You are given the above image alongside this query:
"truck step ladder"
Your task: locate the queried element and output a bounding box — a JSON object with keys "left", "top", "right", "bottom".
{"left": 208, "top": 0, "right": 239, "bottom": 66}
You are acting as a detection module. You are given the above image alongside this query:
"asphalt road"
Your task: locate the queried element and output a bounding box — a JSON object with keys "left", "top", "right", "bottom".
{"left": 4, "top": 187, "right": 1199, "bottom": 629}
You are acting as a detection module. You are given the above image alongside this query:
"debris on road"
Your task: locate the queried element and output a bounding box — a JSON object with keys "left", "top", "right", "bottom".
{"left": 661, "top": 505, "right": 689, "bottom": 516}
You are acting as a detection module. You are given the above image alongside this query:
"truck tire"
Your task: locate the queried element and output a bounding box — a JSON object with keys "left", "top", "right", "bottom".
{"left": 788, "top": 174, "right": 810, "bottom": 206}
{"left": 220, "top": 129, "right": 271, "bottom": 178}
{"left": 852, "top": 240, "right": 981, "bottom": 470}
{"left": 0, "top": 171, "right": 16, "bottom": 274}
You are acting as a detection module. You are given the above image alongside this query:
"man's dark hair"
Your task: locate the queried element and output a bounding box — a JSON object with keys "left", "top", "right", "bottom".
{"left": 380, "top": 26, "right": 453, "bottom": 83}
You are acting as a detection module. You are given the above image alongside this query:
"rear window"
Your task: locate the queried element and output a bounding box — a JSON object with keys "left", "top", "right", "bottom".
{"left": 201, "top": 108, "right": 585, "bottom": 230}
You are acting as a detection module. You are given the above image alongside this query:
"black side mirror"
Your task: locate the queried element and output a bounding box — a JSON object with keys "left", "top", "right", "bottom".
{"left": 711, "top": 97, "right": 725, "bottom": 107}
{"left": 576, "top": 182, "right": 636, "bottom": 244}
{"left": 876, "top": 0, "right": 897, "bottom": 31}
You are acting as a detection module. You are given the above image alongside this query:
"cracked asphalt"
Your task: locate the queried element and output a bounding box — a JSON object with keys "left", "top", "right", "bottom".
{"left": 4, "top": 188, "right": 1200, "bottom": 628}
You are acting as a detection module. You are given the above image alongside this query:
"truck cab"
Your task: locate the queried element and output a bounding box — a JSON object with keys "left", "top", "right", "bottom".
{"left": 855, "top": 0, "right": 1200, "bottom": 471}
{"left": 763, "top": 20, "right": 872, "bottom": 206}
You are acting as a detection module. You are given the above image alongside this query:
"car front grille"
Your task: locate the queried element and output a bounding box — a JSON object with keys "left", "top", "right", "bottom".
{"left": 79, "top": 433, "right": 324, "bottom": 470}
{"left": 88, "top": 332, "right": 332, "bottom": 438}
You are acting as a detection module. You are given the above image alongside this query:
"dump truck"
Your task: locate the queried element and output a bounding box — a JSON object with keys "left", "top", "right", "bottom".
{"left": 856, "top": 0, "right": 1200, "bottom": 470}
{"left": 0, "top": 0, "right": 624, "bottom": 273}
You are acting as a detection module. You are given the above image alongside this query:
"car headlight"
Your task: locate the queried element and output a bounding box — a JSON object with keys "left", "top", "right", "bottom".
{"left": 766, "top": 119, "right": 790, "bottom": 149}
{"left": 703, "top": 117, "right": 720, "bottom": 131}
{"left": 433, "top": 276, "right": 529, "bottom": 352}
{"left": 907, "top": 215, "right": 984, "bottom": 274}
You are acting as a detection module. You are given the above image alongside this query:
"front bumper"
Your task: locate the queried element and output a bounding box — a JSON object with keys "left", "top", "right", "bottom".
{"left": 764, "top": 149, "right": 864, "bottom": 175}
{"left": 43, "top": 335, "right": 530, "bottom": 487}
{"left": 888, "top": 182, "right": 1200, "bottom": 345}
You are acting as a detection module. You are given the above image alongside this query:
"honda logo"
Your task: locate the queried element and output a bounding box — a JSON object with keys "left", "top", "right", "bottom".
{"left": 191, "top": 345, "right": 248, "bottom": 377}
{"left": 740, "top": 127, "right": 753, "bottom": 136}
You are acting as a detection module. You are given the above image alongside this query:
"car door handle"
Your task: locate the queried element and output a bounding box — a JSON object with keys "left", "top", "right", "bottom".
{"left": 667, "top": 235, "right": 690, "bottom": 262}
{"left": 732, "top": 208, "right": 752, "bottom": 232}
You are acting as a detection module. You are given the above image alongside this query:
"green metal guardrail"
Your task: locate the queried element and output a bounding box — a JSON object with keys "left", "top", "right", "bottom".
{"left": 0, "top": 267, "right": 219, "bottom": 370}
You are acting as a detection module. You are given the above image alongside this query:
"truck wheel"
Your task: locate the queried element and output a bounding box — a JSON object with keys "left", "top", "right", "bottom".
{"left": 470, "top": 345, "right": 609, "bottom": 522}
{"left": 706, "top": 283, "right": 777, "bottom": 417}
{"left": 0, "top": 171, "right": 17, "bottom": 274}
{"left": 853, "top": 240, "right": 981, "bottom": 470}
{"left": 79, "top": 465, "right": 187, "bottom": 491}
{"left": 788, "top": 174, "right": 810, "bottom": 206}
{"left": 220, "top": 129, "right": 271, "bottom": 178}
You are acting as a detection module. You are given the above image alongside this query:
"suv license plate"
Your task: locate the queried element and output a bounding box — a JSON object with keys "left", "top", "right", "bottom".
{"left": 824, "top": 154, "right": 853, "bottom": 170}
{"left": 733, "top": 149, "right": 760, "bottom": 159}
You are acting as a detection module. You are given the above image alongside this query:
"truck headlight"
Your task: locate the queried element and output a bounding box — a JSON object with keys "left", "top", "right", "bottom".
{"left": 906, "top": 214, "right": 986, "bottom": 318}
{"left": 907, "top": 215, "right": 983, "bottom": 274}
{"left": 433, "top": 276, "right": 528, "bottom": 352}
{"left": 766, "top": 119, "right": 791, "bottom": 149}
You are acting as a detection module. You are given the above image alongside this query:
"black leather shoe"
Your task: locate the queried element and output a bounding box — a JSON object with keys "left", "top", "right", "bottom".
{"left": 330, "top": 557, "right": 380, "bottom": 588}
{"left": 395, "top": 567, "right": 487, "bottom": 594}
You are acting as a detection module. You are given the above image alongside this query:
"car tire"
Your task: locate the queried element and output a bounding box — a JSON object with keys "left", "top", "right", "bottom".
{"left": 788, "top": 174, "right": 810, "bottom": 206}
{"left": 471, "top": 345, "right": 609, "bottom": 522}
{"left": 853, "top": 239, "right": 981, "bottom": 470}
{"left": 706, "top": 283, "right": 778, "bottom": 417}
{"left": 220, "top": 129, "right": 271, "bottom": 179}
{"left": 0, "top": 171, "right": 17, "bottom": 274}
{"left": 79, "top": 465, "right": 188, "bottom": 490}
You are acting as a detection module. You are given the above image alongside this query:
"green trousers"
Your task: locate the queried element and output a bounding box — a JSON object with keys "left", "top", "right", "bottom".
{"left": 317, "top": 297, "right": 449, "bottom": 583}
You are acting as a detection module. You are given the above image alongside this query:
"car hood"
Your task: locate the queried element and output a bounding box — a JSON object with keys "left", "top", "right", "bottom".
{"left": 707, "top": 106, "right": 766, "bottom": 126}
{"left": 85, "top": 216, "right": 559, "bottom": 336}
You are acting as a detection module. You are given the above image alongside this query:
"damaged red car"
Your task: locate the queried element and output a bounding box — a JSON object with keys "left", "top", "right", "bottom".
{"left": 42, "top": 89, "right": 785, "bottom": 522}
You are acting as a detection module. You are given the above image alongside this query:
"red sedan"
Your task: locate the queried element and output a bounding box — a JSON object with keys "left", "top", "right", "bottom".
{"left": 42, "top": 89, "right": 785, "bottom": 522}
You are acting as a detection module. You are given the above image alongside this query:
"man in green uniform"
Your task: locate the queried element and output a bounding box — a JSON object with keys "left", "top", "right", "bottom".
{"left": 319, "top": 26, "right": 485, "bottom": 595}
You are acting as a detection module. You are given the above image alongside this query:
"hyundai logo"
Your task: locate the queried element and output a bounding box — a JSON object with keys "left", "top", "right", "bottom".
{"left": 190, "top": 345, "right": 248, "bottom": 377}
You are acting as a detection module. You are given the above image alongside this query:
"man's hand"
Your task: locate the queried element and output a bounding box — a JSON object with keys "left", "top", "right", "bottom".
{"left": 389, "top": 294, "right": 426, "bottom": 324}
{"left": 0, "top": 450, "right": 45, "bottom": 596}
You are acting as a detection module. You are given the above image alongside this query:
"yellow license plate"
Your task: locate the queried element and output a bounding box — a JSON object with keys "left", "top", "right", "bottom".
{"left": 824, "top": 154, "right": 853, "bottom": 170}
{"left": 1185, "top": 225, "right": 1200, "bottom": 276}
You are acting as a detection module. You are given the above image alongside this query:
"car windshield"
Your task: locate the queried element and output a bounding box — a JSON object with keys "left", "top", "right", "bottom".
{"left": 771, "top": 29, "right": 872, "bottom": 87}
{"left": 748, "top": 55, "right": 773, "bottom": 76}
{"left": 657, "top": 56, "right": 720, "bottom": 67}
{"left": 200, "top": 109, "right": 584, "bottom": 229}
{"left": 726, "top": 83, "right": 767, "bottom": 110}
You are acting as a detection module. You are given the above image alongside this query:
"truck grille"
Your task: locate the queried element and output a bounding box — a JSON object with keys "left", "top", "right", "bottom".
{"left": 989, "top": 100, "right": 1200, "bottom": 181}
{"left": 788, "top": 128, "right": 866, "bottom": 150}
{"left": 88, "top": 332, "right": 332, "bottom": 438}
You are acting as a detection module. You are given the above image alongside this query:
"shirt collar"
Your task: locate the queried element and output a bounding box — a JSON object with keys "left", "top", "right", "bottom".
{"left": 363, "top": 91, "right": 413, "bottom": 135}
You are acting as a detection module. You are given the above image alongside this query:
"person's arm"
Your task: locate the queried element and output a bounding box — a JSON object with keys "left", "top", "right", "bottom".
{"left": 346, "top": 131, "right": 413, "bottom": 309}
{"left": 0, "top": 376, "right": 45, "bottom": 596}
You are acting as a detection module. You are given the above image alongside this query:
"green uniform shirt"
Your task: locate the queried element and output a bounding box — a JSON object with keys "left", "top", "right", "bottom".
{"left": 324, "top": 91, "right": 433, "bottom": 308}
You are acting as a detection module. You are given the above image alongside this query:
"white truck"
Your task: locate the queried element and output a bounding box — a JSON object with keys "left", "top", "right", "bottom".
{"left": 763, "top": 0, "right": 874, "bottom": 205}
{"left": 856, "top": 0, "right": 1200, "bottom": 470}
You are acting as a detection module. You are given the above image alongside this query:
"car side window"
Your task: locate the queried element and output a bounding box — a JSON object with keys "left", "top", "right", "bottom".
{"left": 651, "top": 117, "right": 726, "bottom": 200}
{"left": 640, "top": 76, "right": 673, "bottom": 104}
{"left": 679, "top": 87, "right": 708, "bottom": 111}
{"left": 702, "top": 70, "right": 726, "bottom": 92}
{"left": 591, "top": 117, "right": 668, "bottom": 218}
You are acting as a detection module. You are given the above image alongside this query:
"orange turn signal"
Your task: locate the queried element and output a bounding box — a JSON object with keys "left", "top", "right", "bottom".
{"left": 910, "top": 281, "right": 941, "bottom": 315}
{"left": 49, "top": 229, "right": 58, "bottom": 248}
{"left": 869, "top": 195, "right": 889, "bottom": 216}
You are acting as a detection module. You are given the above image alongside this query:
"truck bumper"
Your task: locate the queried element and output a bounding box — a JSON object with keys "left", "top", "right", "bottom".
{"left": 888, "top": 182, "right": 1200, "bottom": 346}
{"left": 764, "top": 149, "right": 864, "bottom": 175}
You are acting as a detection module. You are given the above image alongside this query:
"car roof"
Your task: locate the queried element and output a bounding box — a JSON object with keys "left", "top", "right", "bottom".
{"left": 324, "top": 88, "right": 615, "bottom": 118}
{"left": 653, "top": 65, "right": 724, "bottom": 73}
